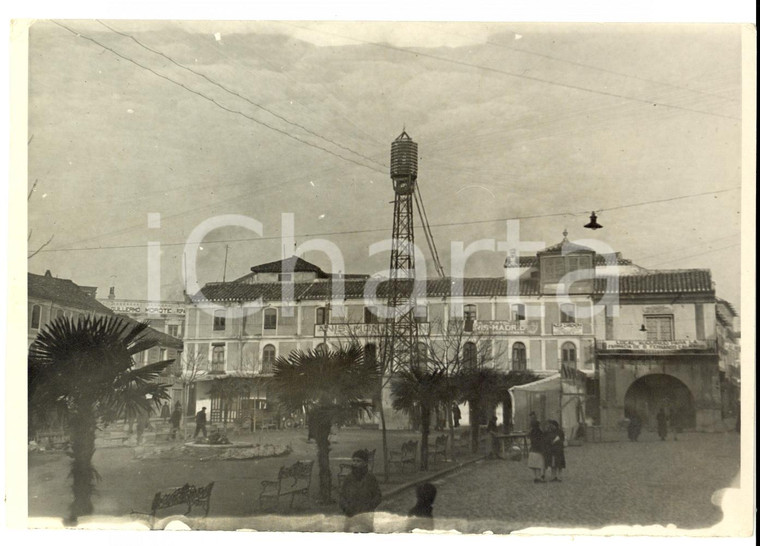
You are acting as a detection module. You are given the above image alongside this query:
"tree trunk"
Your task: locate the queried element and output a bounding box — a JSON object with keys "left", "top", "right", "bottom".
{"left": 67, "top": 407, "right": 97, "bottom": 525}
{"left": 419, "top": 402, "right": 431, "bottom": 471}
{"left": 470, "top": 399, "right": 480, "bottom": 454}
{"left": 313, "top": 413, "right": 333, "bottom": 504}
{"left": 378, "top": 400, "right": 390, "bottom": 484}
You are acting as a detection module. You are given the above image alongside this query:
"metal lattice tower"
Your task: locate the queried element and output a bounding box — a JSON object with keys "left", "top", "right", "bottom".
{"left": 384, "top": 130, "right": 420, "bottom": 374}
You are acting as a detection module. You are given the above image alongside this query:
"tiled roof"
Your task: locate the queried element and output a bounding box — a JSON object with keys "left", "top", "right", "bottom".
{"left": 538, "top": 239, "right": 596, "bottom": 254}
{"left": 249, "top": 256, "right": 329, "bottom": 277}
{"left": 594, "top": 270, "right": 713, "bottom": 295}
{"left": 194, "top": 277, "right": 541, "bottom": 303}
{"left": 117, "top": 315, "right": 184, "bottom": 350}
{"left": 28, "top": 272, "right": 115, "bottom": 314}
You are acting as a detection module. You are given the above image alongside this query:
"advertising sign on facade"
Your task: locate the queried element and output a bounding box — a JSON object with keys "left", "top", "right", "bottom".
{"left": 598, "top": 339, "right": 712, "bottom": 352}
{"left": 103, "top": 300, "right": 186, "bottom": 316}
{"left": 473, "top": 320, "right": 540, "bottom": 335}
{"left": 315, "top": 323, "right": 430, "bottom": 338}
{"left": 552, "top": 323, "right": 584, "bottom": 335}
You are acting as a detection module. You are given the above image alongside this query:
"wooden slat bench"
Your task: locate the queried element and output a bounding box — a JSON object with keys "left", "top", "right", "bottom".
{"left": 148, "top": 482, "right": 214, "bottom": 518}
{"left": 389, "top": 440, "right": 418, "bottom": 473}
{"left": 259, "top": 460, "right": 314, "bottom": 510}
{"left": 430, "top": 434, "right": 448, "bottom": 465}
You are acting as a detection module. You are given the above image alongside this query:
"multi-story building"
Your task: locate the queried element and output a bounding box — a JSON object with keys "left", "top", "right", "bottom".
{"left": 29, "top": 271, "right": 184, "bottom": 401}
{"left": 28, "top": 270, "right": 114, "bottom": 348}
{"left": 715, "top": 298, "right": 741, "bottom": 419}
{"left": 181, "top": 235, "right": 733, "bottom": 434}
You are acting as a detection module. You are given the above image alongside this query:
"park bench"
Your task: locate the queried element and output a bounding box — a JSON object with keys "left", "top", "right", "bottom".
{"left": 336, "top": 449, "right": 376, "bottom": 487}
{"left": 430, "top": 434, "right": 448, "bottom": 465}
{"left": 259, "top": 460, "right": 314, "bottom": 510}
{"left": 34, "top": 431, "right": 70, "bottom": 450}
{"left": 147, "top": 481, "right": 215, "bottom": 518}
{"left": 389, "top": 440, "right": 418, "bottom": 473}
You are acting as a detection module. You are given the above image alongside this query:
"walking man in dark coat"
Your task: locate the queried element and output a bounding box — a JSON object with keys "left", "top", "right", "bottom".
{"left": 194, "top": 407, "right": 208, "bottom": 438}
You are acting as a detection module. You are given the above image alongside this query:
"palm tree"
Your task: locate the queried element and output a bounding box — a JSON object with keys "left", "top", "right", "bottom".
{"left": 28, "top": 315, "right": 174, "bottom": 525}
{"left": 269, "top": 344, "right": 380, "bottom": 504}
{"left": 455, "top": 367, "right": 508, "bottom": 453}
{"left": 390, "top": 367, "right": 448, "bottom": 471}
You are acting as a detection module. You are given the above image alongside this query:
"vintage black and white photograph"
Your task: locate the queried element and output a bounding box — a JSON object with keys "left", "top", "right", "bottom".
{"left": 8, "top": 7, "right": 755, "bottom": 539}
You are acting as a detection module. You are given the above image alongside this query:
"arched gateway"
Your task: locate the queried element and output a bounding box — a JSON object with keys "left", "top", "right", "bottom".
{"left": 624, "top": 374, "right": 696, "bottom": 430}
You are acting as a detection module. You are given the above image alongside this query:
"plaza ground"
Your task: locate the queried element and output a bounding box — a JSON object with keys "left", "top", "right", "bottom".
{"left": 27, "top": 424, "right": 741, "bottom": 533}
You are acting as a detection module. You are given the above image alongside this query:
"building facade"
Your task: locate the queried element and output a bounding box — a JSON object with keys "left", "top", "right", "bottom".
{"left": 29, "top": 271, "right": 184, "bottom": 405}
{"left": 181, "top": 237, "right": 734, "bottom": 434}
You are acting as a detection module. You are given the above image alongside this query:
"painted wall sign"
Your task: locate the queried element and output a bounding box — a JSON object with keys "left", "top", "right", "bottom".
{"left": 552, "top": 323, "right": 584, "bottom": 335}
{"left": 643, "top": 305, "right": 673, "bottom": 314}
{"left": 102, "top": 300, "right": 186, "bottom": 315}
{"left": 598, "top": 339, "right": 711, "bottom": 351}
{"left": 473, "top": 320, "right": 540, "bottom": 335}
{"left": 315, "top": 322, "right": 430, "bottom": 338}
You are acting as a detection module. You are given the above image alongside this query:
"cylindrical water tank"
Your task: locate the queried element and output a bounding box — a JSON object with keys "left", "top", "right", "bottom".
{"left": 390, "top": 131, "right": 418, "bottom": 180}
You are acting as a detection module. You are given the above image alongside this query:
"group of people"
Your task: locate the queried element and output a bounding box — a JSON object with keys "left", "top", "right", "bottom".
{"left": 527, "top": 412, "right": 566, "bottom": 483}
{"left": 626, "top": 408, "right": 680, "bottom": 442}
{"left": 338, "top": 448, "right": 438, "bottom": 533}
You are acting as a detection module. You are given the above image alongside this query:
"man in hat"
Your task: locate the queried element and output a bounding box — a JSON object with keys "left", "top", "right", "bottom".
{"left": 338, "top": 449, "right": 382, "bottom": 532}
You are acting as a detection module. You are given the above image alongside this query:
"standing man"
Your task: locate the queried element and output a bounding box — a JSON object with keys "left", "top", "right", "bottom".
{"left": 452, "top": 404, "right": 462, "bottom": 428}
{"left": 486, "top": 414, "right": 501, "bottom": 459}
{"left": 170, "top": 404, "right": 182, "bottom": 440}
{"left": 656, "top": 407, "right": 668, "bottom": 441}
{"left": 194, "top": 407, "right": 208, "bottom": 439}
{"left": 339, "top": 449, "right": 382, "bottom": 532}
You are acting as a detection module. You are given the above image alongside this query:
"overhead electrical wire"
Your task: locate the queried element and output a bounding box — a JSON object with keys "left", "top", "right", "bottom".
{"left": 279, "top": 22, "right": 740, "bottom": 122}
{"left": 51, "top": 21, "right": 387, "bottom": 176}
{"left": 35, "top": 186, "right": 740, "bottom": 254}
{"left": 420, "top": 22, "right": 740, "bottom": 106}
{"left": 96, "top": 20, "right": 388, "bottom": 170}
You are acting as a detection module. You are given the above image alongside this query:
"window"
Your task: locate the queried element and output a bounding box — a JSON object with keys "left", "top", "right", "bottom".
{"left": 512, "top": 304, "right": 526, "bottom": 321}
{"left": 364, "top": 306, "right": 378, "bottom": 324}
{"left": 463, "top": 304, "right": 477, "bottom": 333}
{"left": 316, "top": 307, "right": 328, "bottom": 325}
{"left": 414, "top": 342, "right": 428, "bottom": 371}
{"left": 167, "top": 324, "right": 181, "bottom": 338}
{"left": 264, "top": 308, "right": 277, "bottom": 330}
{"left": 160, "top": 348, "right": 167, "bottom": 362}
{"left": 30, "top": 304, "right": 41, "bottom": 329}
{"left": 463, "top": 342, "right": 477, "bottom": 370}
{"left": 211, "top": 345, "right": 225, "bottom": 372}
{"left": 645, "top": 315, "right": 674, "bottom": 341}
{"left": 561, "top": 342, "right": 577, "bottom": 368}
{"left": 414, "top": 305, "right": 428, "bottom": 324}
{"left": 262, "top": 345, "right": 276, "bottom": 373}
{"left": 278, "top": 273, "right": 292, "bottom": 282}
{"left": 364, "top": 344, "right": 377, "bottom": 368}
{"left": 560, "top": 304, "right": 575, "bottom": 323}
{"left": 213, "top": 309, "right": 226, "bottom": 331}
{"left": 512, "top": 342, "right": 527, "bottom": 371}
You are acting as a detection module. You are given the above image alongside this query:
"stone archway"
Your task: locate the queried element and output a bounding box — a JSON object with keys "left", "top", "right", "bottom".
{"left": 624, "top": 374, "right": 696, "bottom": 430}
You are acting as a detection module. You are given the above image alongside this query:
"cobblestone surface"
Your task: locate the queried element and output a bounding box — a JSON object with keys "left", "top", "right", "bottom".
{"left": 379, "top": 430, "right": 741, "bottom": 533}
{"left": 28, "top": 427, "right": 740, "bottom": 533}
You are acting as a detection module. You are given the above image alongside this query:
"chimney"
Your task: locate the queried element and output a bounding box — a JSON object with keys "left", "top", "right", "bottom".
{"left": 108, "top": 286, "right": 116, "bottom": 300}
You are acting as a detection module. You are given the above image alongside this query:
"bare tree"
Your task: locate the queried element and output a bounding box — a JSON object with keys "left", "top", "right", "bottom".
{"left": 27, "top": 178, "right": 54, "bottom": 259}
{"left": 425, "top": 317, "right": 509, "bottom": 454}
{"left": 170, "top": 349, "right": 207, "bottom": 440}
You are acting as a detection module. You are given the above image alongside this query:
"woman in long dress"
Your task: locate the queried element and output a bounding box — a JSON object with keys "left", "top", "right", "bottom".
{"left": 527, "top": 415, "right": 545, "bottom": 483}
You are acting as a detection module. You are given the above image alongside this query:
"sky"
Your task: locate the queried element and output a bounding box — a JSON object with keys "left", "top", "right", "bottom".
{"left": 22, "top": 19, "right": 747, "bottom": 314}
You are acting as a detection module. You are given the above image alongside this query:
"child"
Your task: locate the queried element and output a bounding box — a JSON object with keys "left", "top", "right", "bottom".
{"left": 407, "top": 482, "right": 437, "bottom": 531}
